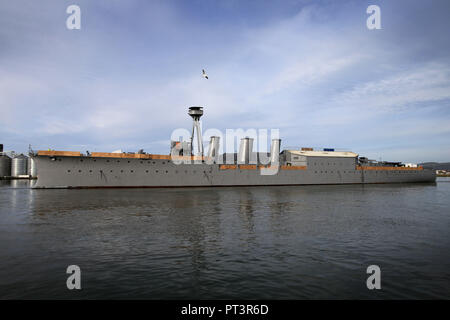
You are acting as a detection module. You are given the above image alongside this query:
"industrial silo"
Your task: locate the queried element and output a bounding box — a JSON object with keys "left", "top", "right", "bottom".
{"left": 11, "top": 154, "right": 28, "bottom": 177}
{"left": 27, "top": 157, "right": 37, "bottom": 178}
{"left": 0, "top": 154, "right": 12, "bottom": 177}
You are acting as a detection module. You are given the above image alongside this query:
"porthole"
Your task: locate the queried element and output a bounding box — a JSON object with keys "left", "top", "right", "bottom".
{"left": 78, "top": 170, "right": 82, "bottom": 172}
{"left": 67, "top": 170, "right": 71, "bottom": 173}
{"left": 120, "top": 170, "right": 123, "bottom": 173}
{"left": 146, "top": 170, "right": 149, "bottom": 173}
{"left": 110, "top": 170, "right": 113, "bottom": 173}
{"left": 131, "top": 170, "right": 134, "bottom": 173}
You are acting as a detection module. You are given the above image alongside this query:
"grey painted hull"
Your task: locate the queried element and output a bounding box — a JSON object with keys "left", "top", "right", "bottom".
{"left": 33, "top": 155, "right": 436, "bottom": 188}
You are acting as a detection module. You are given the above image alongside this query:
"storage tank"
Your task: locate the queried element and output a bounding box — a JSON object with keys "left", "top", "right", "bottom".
{"left": 28, "top": 157, "right": 37, "bottom": 177}
{"left": 238, "top": 137, "right": 254, "bottom": 164}
{"left": 0, "top": 154, "right": 12, "bottom": 177}
{"left": 270, "top": 139, "right": 281, "bottom": 165}
{"left": 11, "top": 154, "right": 28, "bottom": 177}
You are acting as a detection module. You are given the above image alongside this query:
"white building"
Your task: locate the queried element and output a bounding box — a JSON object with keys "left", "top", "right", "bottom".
{"left": 405, "top": 163, "right": 418, "bottom": 168}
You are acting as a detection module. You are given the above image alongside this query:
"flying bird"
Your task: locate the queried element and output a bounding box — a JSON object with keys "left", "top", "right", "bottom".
{"left": 202, "top": 69, "right": 209, "bottom": 79}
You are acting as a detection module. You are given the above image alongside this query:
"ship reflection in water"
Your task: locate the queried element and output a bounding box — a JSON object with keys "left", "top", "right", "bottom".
{"left": 0, "top": 179, "right": 449, "bottom": 299}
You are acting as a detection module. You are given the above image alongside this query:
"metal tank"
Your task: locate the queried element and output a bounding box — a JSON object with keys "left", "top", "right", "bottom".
{"left": 270, "top": 139, "right": 281, "bottom": 165}
{"left": 238, "top": 137, "right": 254, "bottom": 164}
{"left": 0, "top": 154, "right": 12, "bottom": 177}
{"left": 11, "top": 154, "right": 28, "bottom": 177}
{"left": 28, "top": 157, "right": 37, "bottom": 177}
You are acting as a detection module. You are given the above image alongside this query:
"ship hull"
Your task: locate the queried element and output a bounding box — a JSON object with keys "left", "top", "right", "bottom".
{"left": 33, "top": 155, "right": 436, "bottom": 189}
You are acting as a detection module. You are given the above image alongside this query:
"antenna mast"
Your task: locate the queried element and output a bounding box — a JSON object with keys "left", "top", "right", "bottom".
{"left": 188, "top": 106, "right": 204, "bottom": 156}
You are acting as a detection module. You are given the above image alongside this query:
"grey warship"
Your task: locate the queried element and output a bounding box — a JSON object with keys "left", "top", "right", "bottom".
{"left": 32, "top": 107, "right": 435, "bottom": 188}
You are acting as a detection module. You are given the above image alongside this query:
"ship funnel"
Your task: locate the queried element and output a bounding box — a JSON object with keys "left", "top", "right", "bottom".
{"left": 270, "top": 139, "right": 281, "bottom": 165}
{"left": 207, "top": 136, "right": 220, "bottom": 160}
{"left": 238, "top": 137, "right": 254, "bottom": 164}
{"left": 188, "top": 106, "right": 204, "bottom": 157}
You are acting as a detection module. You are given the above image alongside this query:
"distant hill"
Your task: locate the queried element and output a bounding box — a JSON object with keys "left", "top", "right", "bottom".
{"left": 419, "top": 162, "right": 450, "bottom": 170}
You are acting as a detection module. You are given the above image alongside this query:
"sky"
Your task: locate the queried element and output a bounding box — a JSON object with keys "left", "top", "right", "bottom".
{"left": 0, "top": 0, "right": 449, "bottom": 163}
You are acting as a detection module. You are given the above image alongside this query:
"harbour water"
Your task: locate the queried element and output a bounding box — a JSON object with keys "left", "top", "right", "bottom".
{"left": 0, "top": 179, "right": 449, "bottom": 299}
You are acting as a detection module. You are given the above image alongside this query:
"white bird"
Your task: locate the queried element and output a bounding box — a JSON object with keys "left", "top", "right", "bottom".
{"left": 202, "top": 69, "right": 209, "bottom": 79}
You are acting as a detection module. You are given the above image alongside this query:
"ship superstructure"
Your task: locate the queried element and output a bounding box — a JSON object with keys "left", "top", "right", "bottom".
{"left": 32, "top": 107, "right": 435, "bottom": 188}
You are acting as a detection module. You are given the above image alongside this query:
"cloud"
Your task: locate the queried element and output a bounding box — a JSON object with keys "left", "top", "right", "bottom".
{"left": 0, "top": 71, "right": 49, "bottom": 125}
{"left": 335, "top": 64, "right": 450, "bottom": 109}
{"left": 0, "top": 0, "right": 449, "bottom": 163}
{"left": 311, "top": 63, "right": 450, "bottom": 126}
{"left": 264, "top": 56, "right": 360, "bottom": 95}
